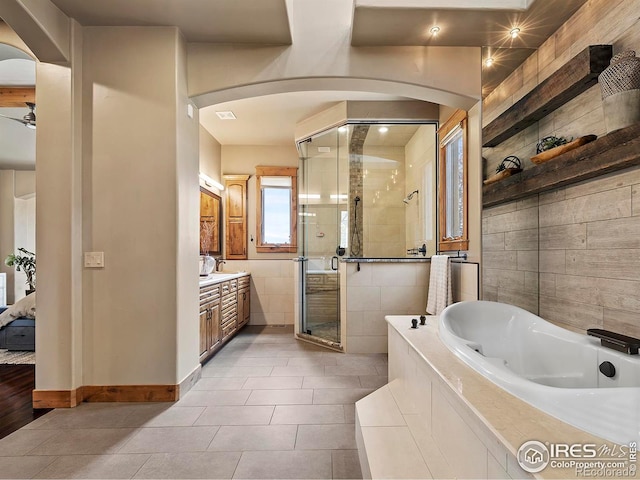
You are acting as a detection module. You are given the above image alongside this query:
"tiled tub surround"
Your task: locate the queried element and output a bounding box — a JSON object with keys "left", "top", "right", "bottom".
{"left": 338, "top": 260, "right": 479, "bottom": 354}
{"left": 355, "top": 316, "right": 611, "bottom": 480}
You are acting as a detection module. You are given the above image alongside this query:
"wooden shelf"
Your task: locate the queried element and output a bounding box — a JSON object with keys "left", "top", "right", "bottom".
{"left": 482, "top": 45, "right": 612, "bottom": 147}
{"left": 483, "top": 123, "right": 640, "bottom": 207}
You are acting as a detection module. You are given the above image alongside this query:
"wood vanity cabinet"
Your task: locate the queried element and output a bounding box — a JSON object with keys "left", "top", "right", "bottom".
{"left": 199, "top": 274, "right": 251, "bottom": 363}
{"left": 224, "top": 175, "right": 249, "bottom": 260}
{"left": 237, "top": 276, "right": 251, "bottom": 328}
{"left": 199, "top": 284, "right": 221, "bottom": 361}
{"left": 220, "top": 278, "right": 239, "bottom": 341}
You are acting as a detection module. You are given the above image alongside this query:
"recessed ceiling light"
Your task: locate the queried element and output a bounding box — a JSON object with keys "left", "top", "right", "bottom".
{"left": 379, "top": 126, "right": 389, "bottom": 133}
{"left": 429, "top": 26, "right": 441, "bottom": 36}
{"left": 510, "top": 27, "right": 521, "bottom": 39}
{"left": 215, "top": 111, "right": 236, "bottom": 120}
{"left": 484, "top": 57, "right": 495, "bottom": 67}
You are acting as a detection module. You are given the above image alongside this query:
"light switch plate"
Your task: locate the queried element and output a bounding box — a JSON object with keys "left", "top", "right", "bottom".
{"left": 84, "top": 251, "right": 105, "bottom": 268}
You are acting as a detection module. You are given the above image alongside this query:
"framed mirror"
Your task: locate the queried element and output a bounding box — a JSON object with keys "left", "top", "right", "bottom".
{"left": 200, "top": 187, "right": 222, "bottom": 256}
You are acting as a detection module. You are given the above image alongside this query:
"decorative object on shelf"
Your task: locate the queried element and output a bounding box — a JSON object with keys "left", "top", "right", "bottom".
{"left": 4, "top": 248, "right": 35, "bottom": 294}
{"left": 483, "top": 155, "right": 522, "bottom": 185}
{"left": 531, "top": 135, "right": 597, "bottom": 164}
{"left": 536, "top": 135, "right": 571, "bottom": 154}
{"left": 599, "top": 50, "right": 640, "bottom": 133}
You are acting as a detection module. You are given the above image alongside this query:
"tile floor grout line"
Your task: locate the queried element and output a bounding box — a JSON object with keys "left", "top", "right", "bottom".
{"left": 129, "top": 452, "right": 154, "bottom": 479}
{"left": 293, "top": 424, "right": 300, "bottom": 450}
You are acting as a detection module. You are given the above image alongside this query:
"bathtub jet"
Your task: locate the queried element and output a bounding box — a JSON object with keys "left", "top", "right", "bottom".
{"left": 439, "top": 301, "right": 640, "bottom": 445}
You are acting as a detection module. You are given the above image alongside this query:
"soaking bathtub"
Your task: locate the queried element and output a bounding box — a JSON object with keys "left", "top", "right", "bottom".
{"left": 439, "top": 301, "right": 640, "bottom": 445}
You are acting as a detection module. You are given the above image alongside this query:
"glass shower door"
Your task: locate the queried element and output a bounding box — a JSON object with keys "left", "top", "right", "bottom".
{"left": 297, "top": 125, "right": 348, "bottom": 349}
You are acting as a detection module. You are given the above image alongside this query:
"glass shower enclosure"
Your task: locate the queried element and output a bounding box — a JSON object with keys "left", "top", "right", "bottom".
{"left": 296, "top": 126, "right": 349, "bottom": 349}
{"left": 296, "top": 121, "right": 437, "bottom": 350}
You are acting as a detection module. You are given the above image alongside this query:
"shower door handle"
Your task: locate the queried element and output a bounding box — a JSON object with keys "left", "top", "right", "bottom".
{"left": 331, "top": 256, "right": 339, "bottom": 271}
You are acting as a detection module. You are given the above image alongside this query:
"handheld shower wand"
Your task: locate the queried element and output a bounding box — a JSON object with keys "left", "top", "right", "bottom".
{"left": 403, "top": 190, "right": 419, "bottom": 204}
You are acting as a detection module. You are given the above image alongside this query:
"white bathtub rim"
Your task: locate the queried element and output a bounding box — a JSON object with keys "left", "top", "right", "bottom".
{"left": 437, "top": 301, "right": 640, "bottom": 446}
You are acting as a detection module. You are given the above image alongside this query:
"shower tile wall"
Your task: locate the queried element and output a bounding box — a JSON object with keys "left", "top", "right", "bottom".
{"left": 362, "top": 146, "right": 406, "bottom": 258}
{"left": 405, "top": 125, "right": 437, "bottom": 256}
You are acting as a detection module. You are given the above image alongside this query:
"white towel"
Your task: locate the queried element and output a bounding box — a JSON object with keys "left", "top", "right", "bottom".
{"left": 426, "top": 255, "right": 453, "bottom": 315}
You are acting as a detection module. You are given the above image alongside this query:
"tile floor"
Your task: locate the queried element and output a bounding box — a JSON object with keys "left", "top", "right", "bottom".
{"left": 0, "top": 326, "right": 388, "bottom": 479}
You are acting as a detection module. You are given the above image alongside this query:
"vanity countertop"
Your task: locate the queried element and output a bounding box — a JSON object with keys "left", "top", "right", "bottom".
{"left": 199, "top": 271, "right": 249, "bottom": 287}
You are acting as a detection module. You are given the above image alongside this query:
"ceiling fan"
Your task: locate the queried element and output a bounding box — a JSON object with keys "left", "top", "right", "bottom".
{"left": 0, "top": 102, "right": 36, "bottom": 129}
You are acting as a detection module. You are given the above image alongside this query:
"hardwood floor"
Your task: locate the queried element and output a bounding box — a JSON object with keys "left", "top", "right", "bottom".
{"left": 0, "top": 365, "right": 51, "bottom": 439}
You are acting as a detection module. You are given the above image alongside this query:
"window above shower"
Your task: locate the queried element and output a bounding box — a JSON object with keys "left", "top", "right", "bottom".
{"left": 297, "top": 121, "right": 438, "bottom": 259}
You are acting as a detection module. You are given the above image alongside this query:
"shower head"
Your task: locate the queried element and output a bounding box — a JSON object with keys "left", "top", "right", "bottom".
{"left": 403, "top": 190, "right": 419, "bottom": 204}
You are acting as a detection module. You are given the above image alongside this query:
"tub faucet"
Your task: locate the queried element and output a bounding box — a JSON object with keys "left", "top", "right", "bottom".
{"left": 215, "top": 258, "right": 226, "bottom": 272}
{"left": 587, "top": 329, "right": 640, "bottom": 355}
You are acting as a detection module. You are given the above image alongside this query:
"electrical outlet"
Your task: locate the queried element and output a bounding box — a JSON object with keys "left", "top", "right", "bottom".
{"left": 84, "top": 252, "right": 105, "bottom": 268}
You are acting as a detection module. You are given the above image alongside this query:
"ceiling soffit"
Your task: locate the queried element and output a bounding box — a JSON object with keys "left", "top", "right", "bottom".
{"left": 49, "top": 0, "right": 292, "bottom": 44}
{"left": 351, "top": 0, "right": 587, "bottom": 96}
{"left": 351, "top": 0, "right": 586, "bottom": 47}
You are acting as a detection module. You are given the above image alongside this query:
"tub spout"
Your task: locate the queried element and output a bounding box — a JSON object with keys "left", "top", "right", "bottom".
{"left": 587, "top": 329, "right": 640, "bottom": 355}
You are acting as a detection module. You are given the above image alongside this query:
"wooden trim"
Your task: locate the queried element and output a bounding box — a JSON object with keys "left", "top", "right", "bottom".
{"left": 256, "top": 166, "right": 298, "bottom": 253}
{"left": 255, "top": 166, "right": 297, "bottom": 177}
{"left": 0, "top": 87, "right": 35, "bottom": 107}
{"left": 438, "top": 109, "right": 467, "bottom": 140}
{"left": 256, "top": 245, "right": 297, "bottom": 253}
{"left": 482, "top": 45, "right": 612, "bottom": 147}
{"left": 438, "top": 110, "right": 469, "bottom": 253}
{"left": 438, "top": 239, "right": 470, "bottom": 252}
{"left": 483, "top": 123, "right": 640, "bottom": 207}
{"left": 33, "top": 388, "right": 82, "bottom": 408}
{"left": 222, "top": 174, "right": 250, "bottom": 181}
{"left": 33, "top": 384, "right": 179, "bottom": 407}
{"left": 200, "top": 187, "right": 222, "bottom": 256}
{"left": 82, "top": 385, "right": 178, "bottom": 403}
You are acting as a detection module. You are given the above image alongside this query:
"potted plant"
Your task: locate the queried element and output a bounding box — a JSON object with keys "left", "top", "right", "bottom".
{"left": 5, "top": 248, "right": 36, "bottom": 294}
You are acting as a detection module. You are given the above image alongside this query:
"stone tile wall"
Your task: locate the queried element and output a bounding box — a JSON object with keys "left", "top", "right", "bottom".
{"left": 481, "top": 1, "right": 640, "bottom": 337}
{"left": 483, "top": 167, "right": 640, "bottom": 337}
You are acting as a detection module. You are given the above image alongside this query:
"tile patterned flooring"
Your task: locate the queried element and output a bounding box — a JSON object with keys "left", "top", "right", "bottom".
{"left": 0, "top": 326, "right": 387, "bottom": 479}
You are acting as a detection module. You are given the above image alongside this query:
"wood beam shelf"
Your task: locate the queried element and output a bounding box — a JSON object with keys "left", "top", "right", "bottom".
{"left": 483, "top": 123, "right": 640, "bottom": 207}
{"left": 482, "top": 45, "right": 612, "bottom": 147}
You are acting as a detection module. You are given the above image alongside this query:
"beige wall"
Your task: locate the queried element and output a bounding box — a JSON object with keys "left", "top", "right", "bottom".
{"left": 199, "top": 125, "right": 222, "bottom": 190}
{"left": 80, "top": 26, "right": 199, "bottom": 386}
{"left": 0, "top": 171, "right": 16, "bottom": 304}
{"left": 175, "top": 32, "right": 201, "bottom": 384}
{"left": 481, "top": 0, "right": 640, "bottom": 336}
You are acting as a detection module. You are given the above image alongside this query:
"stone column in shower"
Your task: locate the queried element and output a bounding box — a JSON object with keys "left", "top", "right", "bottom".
{"left": 349, "top": 125, "right": 368, "bottom": 258}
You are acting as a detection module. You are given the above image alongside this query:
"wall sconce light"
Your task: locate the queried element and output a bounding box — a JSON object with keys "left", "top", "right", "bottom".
{"left": 199, "top": 172, "right": 224, "bottom": 191}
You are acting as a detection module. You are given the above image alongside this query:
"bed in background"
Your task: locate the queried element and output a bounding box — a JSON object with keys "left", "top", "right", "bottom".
{"left": 0, "top": 293, "right": 35, "bottom": 351}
